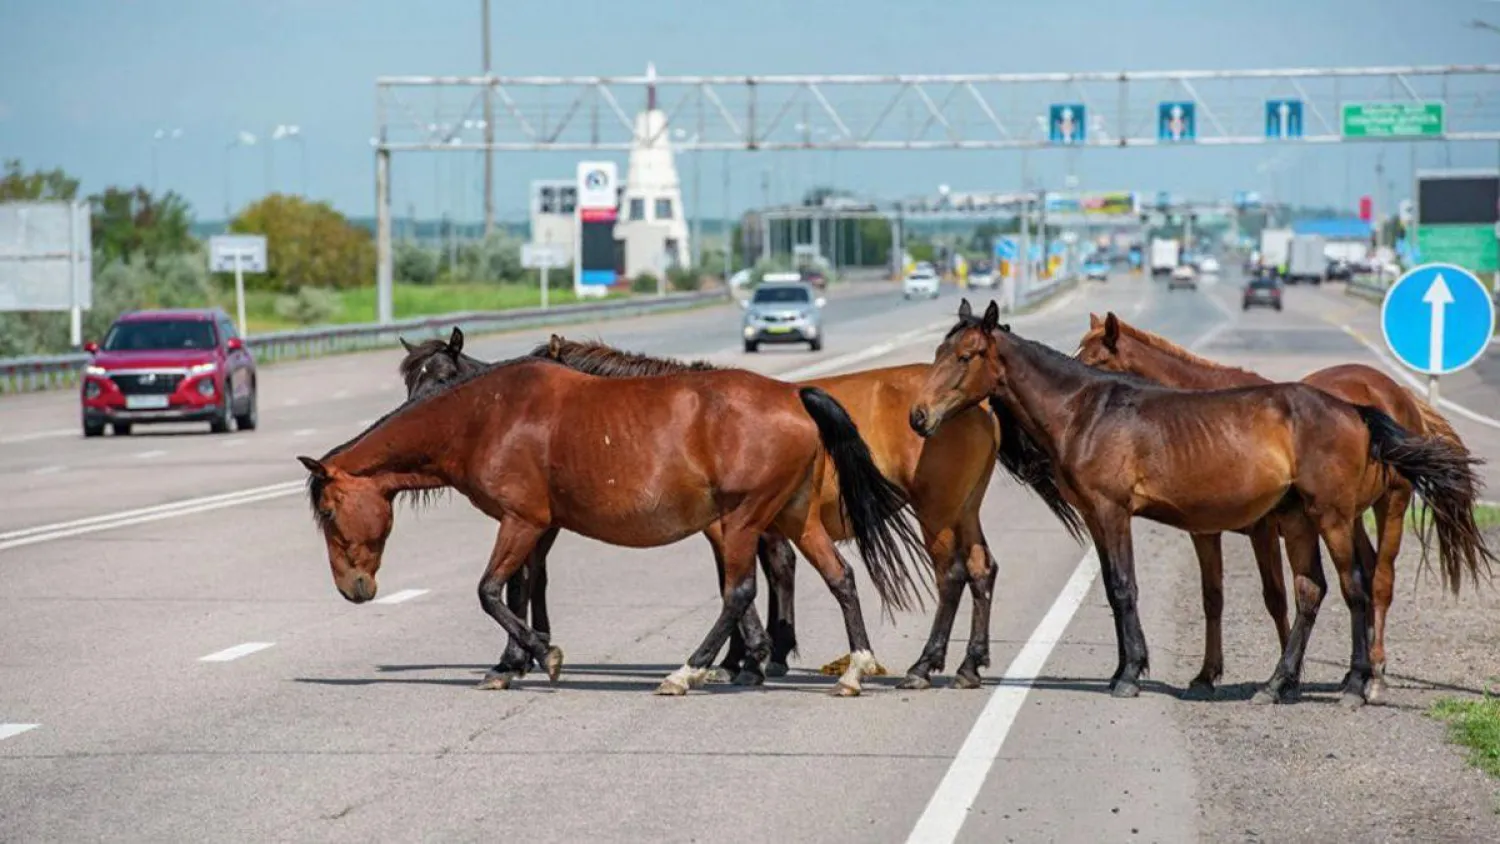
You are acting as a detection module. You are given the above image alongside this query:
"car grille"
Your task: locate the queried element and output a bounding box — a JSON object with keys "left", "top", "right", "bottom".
{"left": 110, "top": 373, "right": 183, "bottom": 395}
{"left": 759, "top": 314, "right": 799, "bottom": 323}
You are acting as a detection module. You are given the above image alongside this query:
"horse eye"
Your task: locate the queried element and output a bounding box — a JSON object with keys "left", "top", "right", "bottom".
{"left": 320, "top": 508, "right": 334, "bottom": 521}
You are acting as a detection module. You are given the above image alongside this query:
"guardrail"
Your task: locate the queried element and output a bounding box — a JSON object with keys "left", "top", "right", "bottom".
{"left": 0, "top": 289, "right": 728, "bottom": 395}
{"left": 1017, "top": 272, "right": 1077, "bottom": 310}
{"left": 1346, "top": 272, "right": 1391, "bottom": 300}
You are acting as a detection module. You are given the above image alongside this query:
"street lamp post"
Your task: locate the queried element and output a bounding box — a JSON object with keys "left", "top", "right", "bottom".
{"left": 224, "top": 131, "right": 257, "bottom": 223}
{"left": 151, "top": 128, "right": 182, "bottom": 195}
{"left": 271, "top": 125, "right": 306, "bottom": 195}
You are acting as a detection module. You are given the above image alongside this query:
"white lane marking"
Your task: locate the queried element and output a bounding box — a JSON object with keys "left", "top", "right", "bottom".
{"left": 222, "top": 439, "right": 246, "bottom": 448}
{"left": 333, "top": 389, "right": 351, "bottom": 399}
{"left": 0, "top": 723, "right": 40, "bottom": 741}
{"left": 198, "top": 642, "right": 275, "bottom": 663}
{"left": 0, "top": 481, "right": 303, "bottom": 553}
{"left": 372, "top": 588, "right": 430, "bottom": 605}
{"left": 30, "top": 465, "right": 65, "bottom": 476}
{"left": 355, "top": 418, "right": 377, "bottom": 428}
{"left": 283, "top": 398, "right": 301, "bottom": 406}
{"left": 906, "top": 548, "right": 1100, "bottom": 844}
{"left": 134, "top": 449, "right": 167, "bottom": 459}
{"left": 0, "top": 429, "right": 74, "bottom": 446}
{"left": 782, "top": 320, "right": 954, "bottom": 380}
{"left": 292, "top": 428, "right": 317, "bottom": 437}
{"left": 1339, "top": 325, "right": 1500, "bottom": 431}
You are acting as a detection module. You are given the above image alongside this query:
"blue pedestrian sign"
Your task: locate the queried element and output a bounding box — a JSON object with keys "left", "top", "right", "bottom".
{"left": 1049, "top": 104, "right": 1086, "bottom": 145}
{"left": 1158, "top": 102, "right": 1196, "bottom": 142}
{"left": 1381, "top": 263, "right": 1495, "bottom": 376}
{"left": 1265, "top": 99, "right": 1303, "bottom": 140}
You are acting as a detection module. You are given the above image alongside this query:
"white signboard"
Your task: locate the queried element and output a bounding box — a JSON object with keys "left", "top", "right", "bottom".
{"left": 522, "top": 242, "right": 569, "bottom": 269}
{"left": 209, "top": 234, "right": 268, "bottom": 273}
{"left": 0, "top": 200, "right": 92, "bottom": 313}
{"left": 576, "top": 161, "right": 618, "bottom": 211}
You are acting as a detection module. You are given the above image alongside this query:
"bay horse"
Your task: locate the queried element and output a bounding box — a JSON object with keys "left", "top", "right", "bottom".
{"left": 301, "top": 352, "right": 930, "bottom": 697}
{"left": 910, "top": 300, "right": 1492, "bottom": 707}
{"left": 1076, "top": 312, "right": 1471, "bottom": 703}
{"left": 397, "top": 329, "right": 1086, "bottom": 690}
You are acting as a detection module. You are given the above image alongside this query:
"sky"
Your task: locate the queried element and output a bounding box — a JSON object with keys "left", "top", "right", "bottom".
{"left": 2, "top": 0, "right": 1499, "bottom": 223}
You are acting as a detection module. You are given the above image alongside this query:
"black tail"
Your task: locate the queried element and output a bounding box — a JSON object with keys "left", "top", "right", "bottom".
{"left": 1356, "top": 405, "right": 1496, "bottom": 594}
{"left": 798, "top": 386, "right": 930, "bottom": 615}
{"left": 993, "top": 403, "right": 1087, "bottom": 545}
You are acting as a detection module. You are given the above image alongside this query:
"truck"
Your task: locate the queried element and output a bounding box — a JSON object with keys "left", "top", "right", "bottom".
{"left": 1285, "top": 234, "right": 1328, "bottom": 285}
{"left": 1149, "top": 238, "right": 1180, "bottom": 277}
{"left": 1259, "top": 228, "right": 1293, "bottom": 277}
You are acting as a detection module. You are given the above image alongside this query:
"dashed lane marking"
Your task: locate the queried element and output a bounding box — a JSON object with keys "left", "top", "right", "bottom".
{"left": 372, "top": 588, "right": 430, "bottom": 605}
{"left": 198, "top": 642, "right": 275, "bottom": 663}
{"left": 0, "top": 724, "right": 40, "bottom": 742}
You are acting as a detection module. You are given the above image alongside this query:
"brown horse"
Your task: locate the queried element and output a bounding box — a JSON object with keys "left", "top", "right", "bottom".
{"left": 300, "top": 352, "right": 929, "bottom": 696}
{"left": 910, "top": 300, "right": 1492, "bottom": 707}
{"left": 1075, "top": 312, "right": 1470, "bottom": 702}
{"left": 397, "top": 330, "right": 1086, "bottom": 689}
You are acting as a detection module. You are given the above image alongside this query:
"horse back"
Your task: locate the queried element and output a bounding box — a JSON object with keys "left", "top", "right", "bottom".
{"left": 1301, "top": 363, "right": 1424, "bottom": 432}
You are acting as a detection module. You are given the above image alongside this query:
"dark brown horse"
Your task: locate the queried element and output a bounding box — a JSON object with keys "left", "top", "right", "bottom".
{"left": 397, "top": 329, "right": 1086, "bottom": 690}
{"left": 301, "top": 353, "right": 929, "bottom": 696}
{"left": 911, "top": 300, "right": 1491, "bottom": 707}
{"left": 1076, "top": 312, "right": 1471, "bottom": 702}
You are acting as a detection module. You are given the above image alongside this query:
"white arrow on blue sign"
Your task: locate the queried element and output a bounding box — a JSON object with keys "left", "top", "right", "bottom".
{"left": 1380, "top": 263, "right": 1495, "bottom": 376}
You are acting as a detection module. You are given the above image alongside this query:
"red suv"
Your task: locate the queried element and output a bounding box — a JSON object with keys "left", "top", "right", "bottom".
{"left": 80, "top": 308, "right": 258, "bottom": 437}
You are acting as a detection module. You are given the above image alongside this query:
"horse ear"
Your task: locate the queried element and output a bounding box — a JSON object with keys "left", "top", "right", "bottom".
{"left": 447, "top": 326, "right": 464, "bottom": 354}
{"left": 297, "top": 456, "right": 329, "bottom": 479}
{"left": 981, "top": 300, "right": 1001, "bottom": 330}
{"left": 1103, "top": 312, "right": 1120, "bottom": 351}
{"left": 958, "top": 298, "right": 973, "bottom": 320}
{"left": 1089, "top": 312, "right": 1102, "bottom": 329}
{"left": 547, "top": 334, "right": 563, "bottom": 359}
{"left": 399, "top": 337, "right": 415, "bottom": 353}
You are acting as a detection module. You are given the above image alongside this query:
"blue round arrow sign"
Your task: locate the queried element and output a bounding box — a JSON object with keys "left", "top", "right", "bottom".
{"left": 1380, "top": 262, "right": 1495, "bottom": 376}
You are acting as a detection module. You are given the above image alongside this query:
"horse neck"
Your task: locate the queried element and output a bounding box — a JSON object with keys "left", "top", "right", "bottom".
{"left": 992, "top": 335, "right": 1094, "bottom": 455}
{"left": 326, "top": 396, "right": 472, "bottom": 493}
{"left": 1123, "top": 334, "right": 1269, "bottom": 390}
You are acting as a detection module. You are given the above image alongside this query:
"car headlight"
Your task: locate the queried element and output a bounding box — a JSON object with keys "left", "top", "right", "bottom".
{"left": 187, "top": 362, "right": 218, "bottom": 376}
{"left": 196, "top": 379, "right": 216, "bottom": 397}
{"left": 84, "top": 364, "right": 106, "bottom": 376}
{"left": 743, "top": 326, "right": 755, "bottom": 339}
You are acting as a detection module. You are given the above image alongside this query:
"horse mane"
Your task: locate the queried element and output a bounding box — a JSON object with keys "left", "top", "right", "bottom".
{"left": 527, "top": 336, "right": 719, "bottom": 377}
{"left": 950, "top": 313, "right": 1157, "bottom": 390}
{"left": 1111, "top": 318, "right": 1266, "bottom": 383}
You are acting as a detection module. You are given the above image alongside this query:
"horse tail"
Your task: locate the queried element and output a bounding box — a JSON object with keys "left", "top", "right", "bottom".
{"left": 992, "top": 402, "right": 1087, "bottom": 545}
{"left": 798, "top": 386, "right": 930, "bottom": 615}
{"left": 1408, "top": 397, "right": 1468, "bottom": 564}
{"left": 1355, "top": 404, "right": 1495, "bottom": 595}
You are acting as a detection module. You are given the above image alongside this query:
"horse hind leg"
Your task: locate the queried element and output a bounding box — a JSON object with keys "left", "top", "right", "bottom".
{"left": 1252, "top": 511, "right": 1325, "bottom": 706}
{"left": 1365, "top": 488, "right": 1407, "bottom": 706}
{"left": 656, "top": 527, "right": 763, "bottom": 696}
{"left": 795, "top": 525, "right": 885, "bottom": 697}
{"left": 1184, "top": 533, "right": 1225, "bottom": 700}
{"left": 1328, "top": 516, "right": 1376, "bottom": 710}
{"left": 760, "top": 535, "right": 799, "bottom": 678}
{"left": 897, "top": 526, "right": 964, "bottom": 691}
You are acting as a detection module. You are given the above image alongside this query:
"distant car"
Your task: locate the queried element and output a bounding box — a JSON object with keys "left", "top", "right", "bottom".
{"left": 969, "top": 271, "right": 997, "bottom": 289}
{"left": 1198, "top": 256, "right": 1221, "bottom": 275}
{"left": 1242, "top": 275, "right": 1284, "bottom": 311}
{"left": 799, "top": 267, "right": 829, "bottom": 290}
{"left": 903, "top": 269, "right": 941, "bottom": 300}
{"left": 1168, "top": 264, "right": 1197, "bottom": 290}
{"left": 1083, "top": 259, "right": 1110, "bottom": 281}
{"left": 80, "top": 308, "right": 257, "bottom": 437}
{"left": 1326, "top": 259, "right": 1354, "bottom": 281}
{"left": 741, "top": 282, "right": 826, "bottom": 353}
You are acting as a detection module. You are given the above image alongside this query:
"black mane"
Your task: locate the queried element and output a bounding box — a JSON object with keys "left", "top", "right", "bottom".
{"left": 526, "top": 337, "right": 719, "bottom": 377}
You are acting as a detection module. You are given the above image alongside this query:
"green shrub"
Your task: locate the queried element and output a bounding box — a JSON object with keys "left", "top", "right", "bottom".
{"left": 631, "top": 271, "right": 658, "bottom": 293}
{"left": 667, "top": 265, "right": 701, "bottom": 292}
{"left": 273, "top": 287, "right": 340, "bottom": 326}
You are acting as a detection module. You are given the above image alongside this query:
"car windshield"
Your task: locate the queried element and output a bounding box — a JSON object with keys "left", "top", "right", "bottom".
{"left": 1248, "top": 278, "right": 1279, "bottom": 289}
{"left": 752, "top": 286, "right": 811, "bottom": 304}
{"left": 103, "top": 320, "right": 217, "bottom": 351}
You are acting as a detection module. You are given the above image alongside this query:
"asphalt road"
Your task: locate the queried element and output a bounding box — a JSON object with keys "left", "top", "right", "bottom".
{"left": 3, "top": 270, "right": 1497, "bottom": 842}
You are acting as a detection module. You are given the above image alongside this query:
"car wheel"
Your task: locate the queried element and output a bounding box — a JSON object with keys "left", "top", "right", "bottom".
{"left": 1242, "top": 302, "right": 1250, "bottom": 311}
{"left": 235, "top": 382, "right": 258, "bottom": 431}
{"left": 112, "top": 422, "right": 132, "bottom": 436}
{"left": 1275, "top": 303, "right": 1283, "bottom": 312}
{"left": 84, "top": 419, "right": 104, "bottom": 438}
{"left": 744, "top": 341, "right": 758, "bottom": 353}
{"left": 210, "top": 394, "right": 232, "bottom": 434}
{"left": 809, "top": 338, "right": 823, "bottom": 352}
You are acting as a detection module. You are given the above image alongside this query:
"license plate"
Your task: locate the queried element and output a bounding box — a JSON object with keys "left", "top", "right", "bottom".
{"left": 765, "top": 326, "right": 793, "bottom": 334}
{"left": 125, "top": 395, "right": 170, "bottom": 410}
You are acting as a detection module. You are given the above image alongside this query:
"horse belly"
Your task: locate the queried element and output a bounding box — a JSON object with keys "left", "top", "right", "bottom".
{"left": 1134, "top": 456, "right": 1290, "bottom": 533}
{"left": 551, "top": 485, "right": 718, "bottom": 548}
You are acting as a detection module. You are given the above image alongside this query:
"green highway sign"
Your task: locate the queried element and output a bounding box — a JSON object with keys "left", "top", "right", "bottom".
{"left": 1341, "top": 101, "right": 1445, "bottom": 138}
{"left": 1416, "top": 224, "right": 1499, "bottom": 276}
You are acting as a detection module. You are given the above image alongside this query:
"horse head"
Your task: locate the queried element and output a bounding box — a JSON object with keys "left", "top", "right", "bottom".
{"left": 910, "top": 298, "right": 1005, "bottom": 437}
{"left": 299, "top": 455, "right": 394, "bottom": 604}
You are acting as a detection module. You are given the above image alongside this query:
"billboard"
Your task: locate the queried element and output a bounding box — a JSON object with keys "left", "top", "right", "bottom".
{"left": 574, "top": 161, "right": 620, "bottom": 296}
{"left": 1416, "top": 171, "right": 1500, "bottom": 274}
{"left": 0, "top": 200, "right": 92, "bottom": 312}
{"left": 1081, "top": 192, "right": 1137, "bottom": 216}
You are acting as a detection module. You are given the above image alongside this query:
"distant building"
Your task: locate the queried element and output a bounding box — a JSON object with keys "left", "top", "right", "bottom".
{"left": 613, "top": 64, "right": 691, "bottom": 278}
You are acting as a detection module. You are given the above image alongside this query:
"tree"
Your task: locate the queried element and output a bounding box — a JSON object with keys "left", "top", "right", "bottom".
{"left": 0, "top": 159, "right": 79, "bottom": 202}
{"left": 230, "top": 194, "right": 376, "bottom": 292}
{"left": 90, "top": 186, "right": 195, "bottom": 266}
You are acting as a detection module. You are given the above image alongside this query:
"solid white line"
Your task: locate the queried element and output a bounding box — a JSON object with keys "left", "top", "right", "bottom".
{"left": 198, "top": 642, "right": 275, "bottom": 663}
{"left": 0, "top": 428, "right": 75, "bottom": 446}
{"left": 29, "top": 465, "right": 65, "bottom": 476}
{"left": 372, "top": 588, "right": 430, "bottom": 605}
{"left": 222, "top": 439, "right": 246, "bottom": 448}
{"left": 0, "top": 723, "right": 40, "bottom": 741}
{"left": 134, "top": 449, "right": 167, "bottom": 459}
{"left": 1339, "top": 325, "right": 1500, "bottom": 431}
{"left": 906, "top": 548, "right": 1100, "bottom": 844}
{"left": 0, "top": 481, "right": 303, "bottom": 552}
{"left": 292, "top": 428, "right": 317, "bottom": 437}
{"left": 333, "top": 389, "right": 351, "bottom": 399}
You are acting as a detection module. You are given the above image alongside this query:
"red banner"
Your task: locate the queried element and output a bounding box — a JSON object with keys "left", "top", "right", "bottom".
{"left": 580, "top": 208, "right": 617, "bottom": 223}
{"left": 1358, "top": 195, "right": 1373, "bottom": 222}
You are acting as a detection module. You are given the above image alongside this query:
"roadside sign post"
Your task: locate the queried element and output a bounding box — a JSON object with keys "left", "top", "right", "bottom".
{"left": 1265, "top": 99, "right": 1303, "bottom": 140}
{"left": 209, "top": 235, "right": 268, "bottom": 336}
{"left": 1380, "top": 262, "right": 1495, "bottom": 403}
{"left": 522, "top": 240, "right": 569, "bottom": 311}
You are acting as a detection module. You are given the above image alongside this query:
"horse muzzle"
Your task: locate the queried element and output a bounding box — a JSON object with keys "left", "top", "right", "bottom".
{"left": 340, "top": 573, "right": 378, "bottom": 604}
{"left": 909, "top": 407, "right": 936, "bottom": 438}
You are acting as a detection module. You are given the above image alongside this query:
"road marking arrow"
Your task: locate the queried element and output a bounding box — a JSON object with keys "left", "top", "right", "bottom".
{"left": 1278, "top": 102, "right": 1290, "bottom": 139}
{"left": 1422, "top": 272, "right": 1454, "bottom": 372}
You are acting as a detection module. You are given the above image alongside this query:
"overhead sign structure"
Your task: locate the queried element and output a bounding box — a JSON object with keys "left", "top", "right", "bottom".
{"left": 1342, "top": 101, "right": 1445, "bottom": 138}
{"left": 1049, "top": 104, "right": 1085, "bottom": 145}
{"left": 574, "top": 160, "right": 619, "bottom": 297}
{"left": 1265, "top": 99, "right": 1303, "bottom": 140}
{"left": 209, "top": 234, "right": 268, "bottom": 336}
{"left": 1381, "top": 263, "right": 1494, "bottom": 397}
{"left": 1159, "top": 102, "right": 1196, "bottom": 142}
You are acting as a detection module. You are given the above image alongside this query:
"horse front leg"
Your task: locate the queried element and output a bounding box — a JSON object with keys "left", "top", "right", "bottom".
{"left": 1087, "top": 504, "right": 1148, "bottom": 698}
{"left": 1184, "top": 532, "right": 1225, "bottom": 699}
{"left": 476, "top": 517, "right": 563, "bottom": 690}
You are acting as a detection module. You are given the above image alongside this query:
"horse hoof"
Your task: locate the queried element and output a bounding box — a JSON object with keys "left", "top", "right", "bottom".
{"left": 543, "top": 646, "right": 564, "bottom": 683}
{"left": 820, "top": 654, "right": 852, "bottom": 676}
{"left": 732, "top": 670, "right": 765, "bottom": 687}
{"left": 476, "top": 672, "right": 515, "bottom": 691}
{"left": 654, "top": 679, "right": 689, "bottom": 697}
{"left": 832, "top": 681, "right": 862, "bottom": 698}
{"left": 704, "top": 667, "right": 733, "bottom": 685}
{"left": 1181, "top": 681, "right": 1215, "bottom": 701}
{"left": 896, "top": 674, "right": 932, "bottom": 691}
{"left": 1111, "top": 680, "right": 1141, "bottom": 699}
{"left": 868, "top": 659, "right": 889, "bottom": 677}
{"left": 1340, "top": 691, "right": 1367, "bottom": 711}
{"left": 951, "top": 670, "right": 982, "bottom": 690}
{"left": 765, "top": 662, "right": 789, "bottom": 678}
{"left": 1250, "top": 687, "right": 1278, "bottom": 706}
{"left": 1364, "top": 677, "right": 1389, "bottom": 706}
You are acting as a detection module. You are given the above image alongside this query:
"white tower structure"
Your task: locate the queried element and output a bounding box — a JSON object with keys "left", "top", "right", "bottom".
{"left": 614, "top": 63, "right": 691, "bottom": 279}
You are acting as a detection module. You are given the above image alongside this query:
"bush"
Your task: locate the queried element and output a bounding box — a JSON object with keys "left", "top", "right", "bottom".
{"left": 395, "top": 242, "right": 441, "bottom": 286}
{"left": 452, "top": 232, "right": 524, "bottom": 283}
{"left": 273, "top": 287, "right": 340, "bottom": 326}
{"left": 631, "top": 271, "right": 658, "bottom": 293}
{"left": 230, "top": 194, "right": 375, "bottom": 292}
{"left": 667, "top": 265, "right": 702, "bottom": 292}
